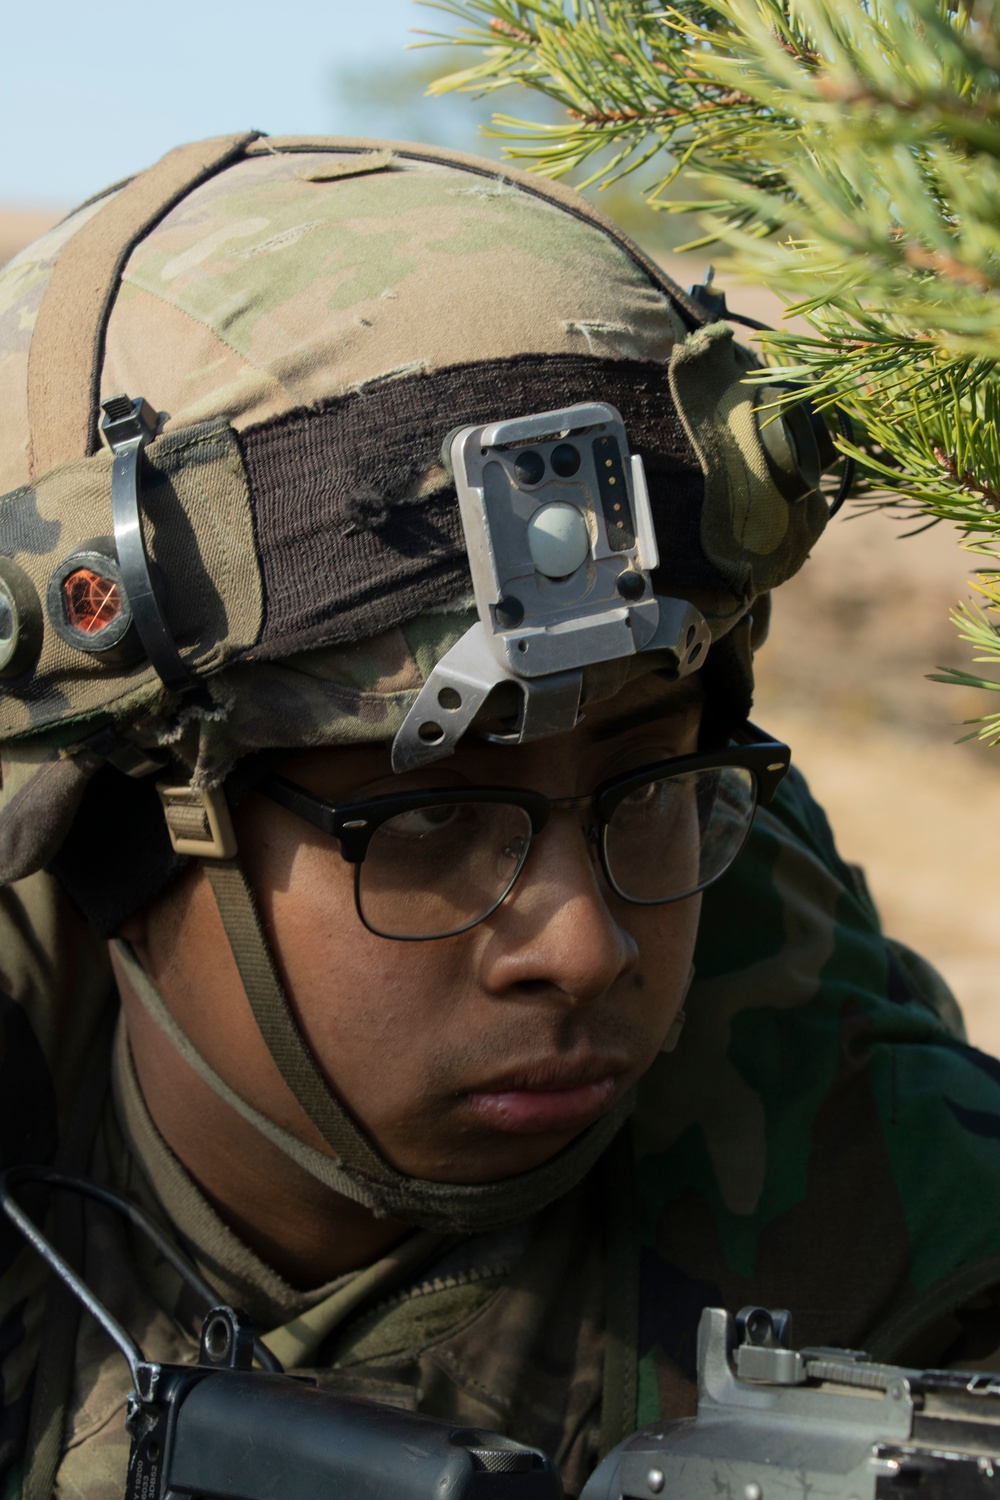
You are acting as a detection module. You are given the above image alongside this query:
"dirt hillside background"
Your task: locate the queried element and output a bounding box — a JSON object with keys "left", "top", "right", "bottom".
{"left": 4, "top": 215, "right": 997, "bottom": 1053}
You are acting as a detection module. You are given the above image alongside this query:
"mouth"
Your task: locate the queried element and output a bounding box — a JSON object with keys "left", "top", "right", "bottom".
{"left": 459, "top": 1059, "right": 627, "bottom": 1135}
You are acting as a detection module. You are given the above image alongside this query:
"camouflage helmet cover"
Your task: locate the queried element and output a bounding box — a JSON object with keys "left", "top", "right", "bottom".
{"left": 0, "top": 132, "right": 828, "bottom": 882}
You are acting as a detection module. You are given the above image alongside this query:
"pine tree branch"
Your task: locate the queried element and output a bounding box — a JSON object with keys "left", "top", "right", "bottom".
{"left": 423, "top": 0, "right": 1000, "bottom": 731}
{"left": 934, "top": 449, "right": 1000, "bottom": 510}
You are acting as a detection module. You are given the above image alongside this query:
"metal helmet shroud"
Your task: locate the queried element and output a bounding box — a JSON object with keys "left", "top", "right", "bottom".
{"left": 0, "top": 133, "right": 832, "bottom": 1231}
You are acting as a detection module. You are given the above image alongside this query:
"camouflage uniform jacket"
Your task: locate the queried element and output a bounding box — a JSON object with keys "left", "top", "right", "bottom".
{"left": 0, "top": 764, "right": 999, "bottom": 1500}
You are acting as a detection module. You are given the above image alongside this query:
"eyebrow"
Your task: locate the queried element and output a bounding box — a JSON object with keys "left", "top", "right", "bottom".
{"left": 586, "top": 678, "right": 704, "bottom": 743}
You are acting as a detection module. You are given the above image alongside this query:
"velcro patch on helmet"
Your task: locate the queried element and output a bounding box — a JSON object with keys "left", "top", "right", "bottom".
{"left": 294, "top": 151, "right": 397, "bottom": 183}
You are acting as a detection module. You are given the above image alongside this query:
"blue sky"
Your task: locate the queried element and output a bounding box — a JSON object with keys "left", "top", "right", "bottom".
{"left": 4, "top": 0, "right": 444, "bottom": 207}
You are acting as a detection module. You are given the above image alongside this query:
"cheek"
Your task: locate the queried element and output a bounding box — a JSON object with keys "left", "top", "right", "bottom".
{"left": 239, "top": 802, "right": 472, "bottom": 1113}
{"left": 623, "top": 891, "right": 701, "bottom": 1046}
{"left": 230, "top": 794, "right": 703, "bottom": 1178}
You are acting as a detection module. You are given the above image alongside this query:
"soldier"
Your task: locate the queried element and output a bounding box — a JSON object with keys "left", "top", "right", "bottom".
{"left": 0, "top": 133, "right": 997, "bottom": 1500}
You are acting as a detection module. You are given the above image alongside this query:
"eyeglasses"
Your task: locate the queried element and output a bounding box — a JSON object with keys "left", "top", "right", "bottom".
{"left": 257, "top": 726, "right": 790, "bottom": 941}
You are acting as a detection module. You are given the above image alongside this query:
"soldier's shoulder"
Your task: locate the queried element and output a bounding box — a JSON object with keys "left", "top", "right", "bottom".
{"left": 633, "top": 760, "right": 1000, "bottom": 1376}
{"left": 0, "top": 865, "right": 115, "bottom": 1495}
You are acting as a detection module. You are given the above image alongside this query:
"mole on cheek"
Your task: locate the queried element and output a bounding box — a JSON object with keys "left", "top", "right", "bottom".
{"left": 633, "top": 972, "right": 645, "bottom": 990}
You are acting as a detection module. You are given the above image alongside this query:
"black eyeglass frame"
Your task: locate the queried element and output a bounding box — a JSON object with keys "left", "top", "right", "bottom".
{"left": 257, "top": 724, "right": 791, "bottom": 939}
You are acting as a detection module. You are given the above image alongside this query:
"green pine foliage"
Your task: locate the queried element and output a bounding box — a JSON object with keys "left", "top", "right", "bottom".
{"left": 424, "top": 0, "right": 1000, "bottom": 739}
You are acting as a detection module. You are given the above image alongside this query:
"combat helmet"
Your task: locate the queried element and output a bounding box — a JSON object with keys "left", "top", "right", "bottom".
{"left": 0, "top": 132, "right": 833, "bottom": 1230}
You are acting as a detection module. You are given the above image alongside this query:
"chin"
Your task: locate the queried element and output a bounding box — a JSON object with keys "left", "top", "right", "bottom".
{"left": 387, "top": 1123, "right": 595, "bottom": 1185}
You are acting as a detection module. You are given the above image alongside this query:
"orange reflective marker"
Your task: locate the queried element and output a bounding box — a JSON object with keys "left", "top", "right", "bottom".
{"left": 63, "top": 569, "right": 123, "bottom": 635}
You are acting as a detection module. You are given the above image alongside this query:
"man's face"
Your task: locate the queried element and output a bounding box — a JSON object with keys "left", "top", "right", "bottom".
{"left": 122, "top": 670, "right": 703, "bottom": 1187}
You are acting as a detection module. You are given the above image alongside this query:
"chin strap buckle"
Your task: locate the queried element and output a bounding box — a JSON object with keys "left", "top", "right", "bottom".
{"left": 102, "top": 392, "right": 210, "bottom": 702}
{"left": 157, "top": 781, "right": 237, "bottom": 860}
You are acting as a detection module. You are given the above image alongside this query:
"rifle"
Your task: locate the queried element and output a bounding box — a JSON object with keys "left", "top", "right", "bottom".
{"left": 585, "top": 1305, "right": 1000, "bottom": 1500}
{"left": 0, "top": 1168, "right": 560, "bottom": 1500}
{"left": 124, "top": 1303, "right": 560, "bottom": 1500}
{"left": 5, "top": 1169, "right": 1000, "bottom": 1500}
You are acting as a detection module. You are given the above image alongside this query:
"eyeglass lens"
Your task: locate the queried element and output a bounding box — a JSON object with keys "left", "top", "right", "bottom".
{"left": 602, "top": 766, "right": 755, "bottom": 903}
{"left": 358, "top": 801, "right": 534, "bottom": 939}
{"left": 356, "top": 765, "right": 757, "bottom": 939}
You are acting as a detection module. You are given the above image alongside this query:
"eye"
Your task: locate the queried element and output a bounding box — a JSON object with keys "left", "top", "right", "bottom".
{"left": 620, "top": 779, "right": 660, "bottom": 807}
{"left": 594, "top": 739, "right": 691, "bottom": 786}
{"left": 388, "top": 804, "right": 464, "bottom": 837}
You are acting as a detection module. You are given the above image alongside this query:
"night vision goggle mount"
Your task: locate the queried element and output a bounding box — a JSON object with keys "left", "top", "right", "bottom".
{"left": 392, "top": 403, "right": 711, "bottom": 773}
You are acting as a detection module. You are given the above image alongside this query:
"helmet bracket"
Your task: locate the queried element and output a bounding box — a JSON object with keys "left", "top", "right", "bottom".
{"left": 391, "top": 621, "right": 584, "bottom": 773}
{"left": 103, "top": 393, "right": 204, "bottom": 699}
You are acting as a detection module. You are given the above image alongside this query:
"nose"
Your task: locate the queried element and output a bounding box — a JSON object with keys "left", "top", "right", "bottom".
{"left": 477, "top": 811, "right": 638, "bottom": 1002}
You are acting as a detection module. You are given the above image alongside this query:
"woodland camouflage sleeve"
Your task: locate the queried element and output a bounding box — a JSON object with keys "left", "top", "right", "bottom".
{"left": 0, "top": 867, "right": 113, "bottom": 1500}
{"left": 633, "top": 764, "right": 1000, "bottom": 1423}
{"left": 0, "top": 996, "right": 58, "bottom": 1499}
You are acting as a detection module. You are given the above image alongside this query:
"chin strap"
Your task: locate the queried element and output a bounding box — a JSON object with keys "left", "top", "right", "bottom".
{"left": 126, "top": 787, "right": 636, "bottom": 1233}
{"left": 199, "top": 859, "right": 395, "bottom": 1183}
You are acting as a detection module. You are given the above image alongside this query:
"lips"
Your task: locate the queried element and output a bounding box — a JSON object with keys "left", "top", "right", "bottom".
{"left": 459, "top": 1058, "right": 627, "bottom": 1134}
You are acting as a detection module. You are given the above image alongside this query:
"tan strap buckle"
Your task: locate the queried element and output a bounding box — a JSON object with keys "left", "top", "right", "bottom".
{"left": 157, "top": 781, "right": 237, "bottom": 860}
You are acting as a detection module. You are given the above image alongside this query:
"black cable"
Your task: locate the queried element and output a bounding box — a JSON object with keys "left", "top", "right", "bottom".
{"left": 721, "top": 309, "right": 775, "bottom": 333}
{"left": 0, "top": 1167, "right": 283, "bottom": 1375}
{"left": 827, "top": 408, "right": 857, "bottom": 518}
{"left": 0, "top": 1170, "right": 145, "bottom": 1385}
